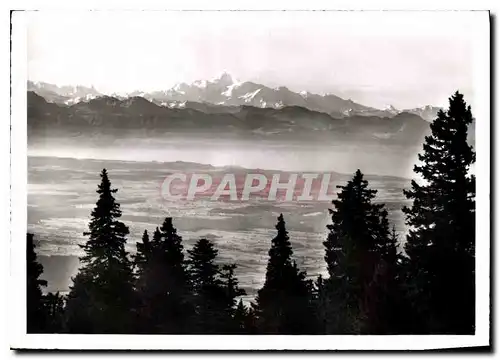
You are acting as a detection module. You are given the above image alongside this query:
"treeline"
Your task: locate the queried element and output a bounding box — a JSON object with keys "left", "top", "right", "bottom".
{"left": 27, "top": 92, "right": 475, "bottom": 334}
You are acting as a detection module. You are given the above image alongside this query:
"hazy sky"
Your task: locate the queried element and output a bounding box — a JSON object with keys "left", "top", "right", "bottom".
{"left": 27, "top": 11, "right": 482, "bottom": 109}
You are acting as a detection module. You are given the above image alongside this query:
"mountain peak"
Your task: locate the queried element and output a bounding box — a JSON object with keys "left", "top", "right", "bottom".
{"left": 382, "top": 104, "right": 400, "bottom": 115}
{"left": 215, "top": 72, "right": 234, "bottom": 86}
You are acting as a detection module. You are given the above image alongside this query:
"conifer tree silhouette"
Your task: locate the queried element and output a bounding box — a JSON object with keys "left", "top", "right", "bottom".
{"left": 134, "top": 219, "right": 193, "bottom": 333}
{"left": 133, "top": 229, "right": 157, "bottom": 333}
{"left": 323, "top": 170, "right": 398, "bottom": 334}
{"left": 27, "top": 233, "right": 48, "bottom": 333}
{"left": 64, "top": 272, "right": 94, "bottom": 333}
{"left": 188, "top": 238, "right": 226, "bottom": 333}
{"left": 363, "top": 227, "right": 409, "bottom": 334}
{"left": 254, "top": 214, "right": 315, "bottom": 334}
{"left": 65, "top": 169, "right": 135, "bottom": 333}
{"left": 186, "top": 238, "right": 247, "bottom": 333}
{"left": 134, "top": 230, "right": 151, "bottom": 279}
{"left": 403, "top": 91, "right": 475, "bottom": 334}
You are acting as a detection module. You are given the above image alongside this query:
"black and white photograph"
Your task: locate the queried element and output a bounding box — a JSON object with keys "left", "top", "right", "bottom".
{"left": 8, "top": 8, "right": 490, "bottom": 350}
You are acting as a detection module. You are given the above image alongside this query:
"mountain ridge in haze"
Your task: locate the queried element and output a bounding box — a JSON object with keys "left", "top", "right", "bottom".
{"left": 28, "top": 90, "right": 432, "bottom": 146}
{"left": 27, "top": 73, "right": 442, "bottom": 121}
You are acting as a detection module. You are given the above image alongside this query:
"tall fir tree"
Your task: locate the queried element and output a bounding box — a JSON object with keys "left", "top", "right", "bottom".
{"left": 254, "top": 214, "right": 315, "bottom": 334}
{"left": 188, "top": 238, "right": 229, "bottom": 333}
{"left": 133, "top": 229, "right": 156, "bottom": 333}
{"left": 323, "top": 170, "right": 400, "bottom": 334}
{"left": 220, "top": 264, "right": 247, "bottom": 332}
{"left": 403, "top": 91, "right": 475, "bottom": 334}
{"left": 26, "top": 233, "right": 48, "bottom": 333}
{"left": 134, "top": 230, "right": 151, "bottom": 279}
{"left": 65, "top": 169, "right": 136, "bottom": 333}
{"left": 134, "top": 218, "right": 193, "bottom": 333}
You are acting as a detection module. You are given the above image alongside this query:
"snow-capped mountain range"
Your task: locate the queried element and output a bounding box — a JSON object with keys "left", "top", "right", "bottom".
{"left": 27, "top": 81, "right": 101, "bottom": 105}
{"left": 27, "top": 73, "right": 442, "bottom": 121}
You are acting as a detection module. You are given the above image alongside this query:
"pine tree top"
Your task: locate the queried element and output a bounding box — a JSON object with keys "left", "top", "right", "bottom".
{"left": 79, "top": 169, "right": 131, "bottom": 273}
{"left": 269, "top": 213, "right": 293, "bottom": 265}
{"left": 134, "top": 229, "right": 151, "bottom": 271}
{"left": 403, "top": 90, "right": 475, "bottom": 258}
{"left": 324, "top": 169, "right": 392, "bottom": 280}
{"left": 160, "top": 217, "right": 175, "bottom": 233}
{"left": 188, "top": 238, "right": 221, "bottom": 290}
